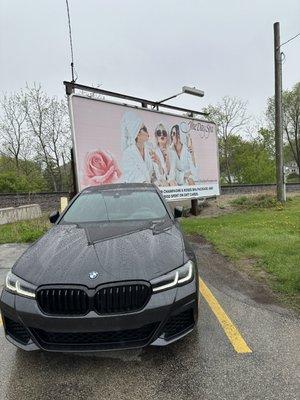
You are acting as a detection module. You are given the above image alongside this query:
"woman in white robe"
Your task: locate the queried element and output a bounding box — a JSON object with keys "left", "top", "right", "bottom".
{"left": 121, "top": 111, "right": 162, "bottom": 183}
{"left": 154, "top": 123, "right": 176, "bottom": 186}
{"left": 169, "top": 124, "right": 199, "bottom": 185}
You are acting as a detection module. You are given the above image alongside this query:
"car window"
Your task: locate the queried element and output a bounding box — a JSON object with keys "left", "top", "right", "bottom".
{"left": 61, "top": 189, "right": 169, "bottom": 223}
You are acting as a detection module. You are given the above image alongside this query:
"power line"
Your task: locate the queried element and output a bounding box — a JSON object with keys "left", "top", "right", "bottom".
{"left": 65, "top": 0, "right": 77, "bottom": 82}
{"left": 280, "top": 32, "right": 300, "bottom": 48}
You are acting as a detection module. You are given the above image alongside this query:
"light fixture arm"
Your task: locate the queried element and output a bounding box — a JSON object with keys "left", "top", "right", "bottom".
{"left": 156, "top": 91, "right": 184, "bottom": 106}
{"left": 154, "top": 86, "right": 204, "bottom": 109}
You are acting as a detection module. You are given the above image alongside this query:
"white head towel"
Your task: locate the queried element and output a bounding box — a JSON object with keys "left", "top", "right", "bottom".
{"left": 121, "top": 111, "right": 143, "bottom": 151}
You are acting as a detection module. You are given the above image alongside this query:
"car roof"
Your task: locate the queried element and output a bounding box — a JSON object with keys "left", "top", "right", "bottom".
{"left": 82, "top": 183, "right": 157, "bottom": 193}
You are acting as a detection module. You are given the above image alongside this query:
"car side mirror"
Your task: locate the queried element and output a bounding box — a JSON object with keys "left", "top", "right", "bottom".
{"left": 49, "top": 210, "right": 60, "bottom": 224}
{"left": 174, "top": 207, "right": 183, "bottom": 219}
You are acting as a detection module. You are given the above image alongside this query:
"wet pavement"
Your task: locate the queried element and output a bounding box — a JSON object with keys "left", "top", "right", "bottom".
{"left": 0, "top": 241, "right": 299, "bottom": 400}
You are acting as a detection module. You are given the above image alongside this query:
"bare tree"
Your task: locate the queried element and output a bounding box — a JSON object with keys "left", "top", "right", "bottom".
{"left": 45, "top": 98, "right": 71, "bottom": 189}
{"left": 22, "top": 84, "right": 71, "bottom": 191}
{"left": 0, "top": 93, "right": 28, "bottom": 168}
{"left": 22, "top": 84, "right": 57, "bottom": 189}
{"left": 204, "top": 96, "right": 250, "bottom": 183}
{"left": 0, "top": 84, "right": 72, "bottom": 191}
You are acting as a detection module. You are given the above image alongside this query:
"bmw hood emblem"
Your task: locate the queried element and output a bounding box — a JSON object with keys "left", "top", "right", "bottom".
{"left": 89, "top": 271, "right": 99, "bottom": 279}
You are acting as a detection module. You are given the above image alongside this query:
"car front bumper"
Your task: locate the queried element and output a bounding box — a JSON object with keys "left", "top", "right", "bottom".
{"left": 0, "top": 279, "right": 198, "bottom": 352}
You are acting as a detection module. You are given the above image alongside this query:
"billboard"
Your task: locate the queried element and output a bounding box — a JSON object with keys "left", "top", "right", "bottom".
{"left": 70, "top": 95, "right": 220, "bottom": 201}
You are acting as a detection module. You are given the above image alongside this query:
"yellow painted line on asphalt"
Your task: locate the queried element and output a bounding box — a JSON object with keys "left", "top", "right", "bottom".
{"left": 199, "top": 278, "right": 252, "bottom": 354}
{"left": 0, "top": 315, "right": 2, "bottom": 327}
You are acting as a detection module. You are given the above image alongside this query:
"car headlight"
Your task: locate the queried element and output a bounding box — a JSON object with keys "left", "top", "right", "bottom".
{"left": 151, "top": 260, "right": 194, "bottom": 293}
{"left": 5, "top": 272, "right": 36, "bottom": 298}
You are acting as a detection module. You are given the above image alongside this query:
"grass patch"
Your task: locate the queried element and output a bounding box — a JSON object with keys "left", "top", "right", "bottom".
{"left": 0, "top": 216, "right": 51, "bottom": 244}
{"left": 181, "top": 196, "right": 300, "bottom": 306}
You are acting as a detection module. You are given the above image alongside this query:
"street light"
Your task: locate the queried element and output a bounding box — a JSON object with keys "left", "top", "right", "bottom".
{"left": 182, "top": 86, "right": 204, "bottom": 97}
{"left": 155, "top": 86, "right": 205, "bottom": 107}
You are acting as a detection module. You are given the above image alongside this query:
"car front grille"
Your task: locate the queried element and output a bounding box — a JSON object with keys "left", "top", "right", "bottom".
{"left": 36, "top": 283, "right": 151, "bottom": 316}
{"left": 163, "top": 308, "right": 195, "bottom": 340}
{"left": 31, "top": 323, "right": 158, "bottom": 350}
{"left": 37, "top": 288, "right": 89, "bottom": 315}
{"left": 94, "top": 284, "right": 151, "bottom": 314}
{"left": 4, "top": 316, "right": 30, "bottom": 345}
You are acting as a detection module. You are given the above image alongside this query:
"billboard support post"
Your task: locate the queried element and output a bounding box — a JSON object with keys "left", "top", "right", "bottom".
{"left": 191, "top": 199, "right": 198, "bottom": 216}
{"left": 65, "top": 82, "right": 78, "bottom": 199}
{"left": 70, "top": 148, "right": 78, "bottom": 199}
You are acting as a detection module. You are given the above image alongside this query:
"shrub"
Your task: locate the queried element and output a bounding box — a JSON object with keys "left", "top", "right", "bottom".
{"left": 231, "top": 194, "right": 279, "bottom": 209}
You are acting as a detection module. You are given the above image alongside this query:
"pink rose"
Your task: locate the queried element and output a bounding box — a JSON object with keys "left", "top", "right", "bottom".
{"left": 83, "top": 150, "right": 121, "bottom": 186}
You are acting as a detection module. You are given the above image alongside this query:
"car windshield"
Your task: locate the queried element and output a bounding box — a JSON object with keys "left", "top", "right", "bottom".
{"left": 60, "top": 188, "right": 169, "bottom": 224}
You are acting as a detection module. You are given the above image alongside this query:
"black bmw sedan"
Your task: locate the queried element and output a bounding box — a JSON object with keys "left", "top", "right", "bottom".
{"left": 0, "top": 183, "right": 199, "bottom": 352}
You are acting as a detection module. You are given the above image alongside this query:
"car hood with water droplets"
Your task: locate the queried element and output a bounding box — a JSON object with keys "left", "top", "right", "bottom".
{"left": 12, "top": 222, "right": 187, "bottom": 287}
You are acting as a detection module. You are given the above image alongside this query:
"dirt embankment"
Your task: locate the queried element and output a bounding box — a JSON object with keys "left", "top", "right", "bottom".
{"left": 189, "top": 191, "right": 300, "bottom": 218}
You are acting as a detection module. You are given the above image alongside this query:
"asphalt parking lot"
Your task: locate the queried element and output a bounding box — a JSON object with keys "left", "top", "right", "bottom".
{"left": 0, "top": 240, "right": 299, "bottom": 400}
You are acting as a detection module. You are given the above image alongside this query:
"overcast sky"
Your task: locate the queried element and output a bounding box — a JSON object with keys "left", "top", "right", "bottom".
{"left": 1, "top": 0, "right": 299, "bottom": 119}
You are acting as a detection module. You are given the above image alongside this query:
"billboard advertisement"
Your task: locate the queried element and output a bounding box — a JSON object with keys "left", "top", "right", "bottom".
{"left": 70, "top": 95, "right": 220, "bottom": 201}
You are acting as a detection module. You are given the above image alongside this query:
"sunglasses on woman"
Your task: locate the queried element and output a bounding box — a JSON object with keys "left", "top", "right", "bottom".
{"left": 156, "top": 130, "right": 167, "bottom": 137}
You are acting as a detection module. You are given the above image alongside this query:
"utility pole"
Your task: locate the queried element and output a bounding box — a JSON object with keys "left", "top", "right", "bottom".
{"left": 274, "top": 22, "right": 285, "bottom": 202}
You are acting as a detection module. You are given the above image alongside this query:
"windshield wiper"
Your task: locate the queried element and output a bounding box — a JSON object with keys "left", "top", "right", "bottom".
{"left": 148, "top": 219, "right": 172, "bottom": 235}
